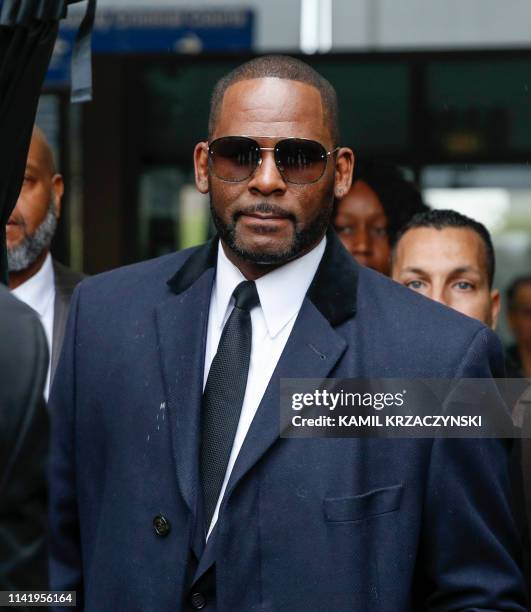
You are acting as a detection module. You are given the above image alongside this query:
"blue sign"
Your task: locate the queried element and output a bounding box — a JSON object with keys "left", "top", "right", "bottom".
{"left": 46, "top": 8, "right": 254, "bottom": 86}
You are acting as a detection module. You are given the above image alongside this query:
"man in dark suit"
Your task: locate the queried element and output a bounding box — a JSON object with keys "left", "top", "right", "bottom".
{"left": 392, "top": 207, "right": 531, "bottom": 596}
{"left": 49, "top": 56, "right": 527, "bottom": 610}
{"left": 7, "top": 126, "right": 84, "bottom": 397}
{"left": 0, "top": 285, "right": 48, "bottom": 590}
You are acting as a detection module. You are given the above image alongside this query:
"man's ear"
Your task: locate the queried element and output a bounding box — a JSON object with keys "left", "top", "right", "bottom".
{"left": 334, "top": 147, "right": 354, "bottom": 200}
{"left": 490, "top": 289, "right": 501, "bottom": 330}
{"left": 194, "top": 142, "right": 209, "bottom": 194}
{"left": 52, "top": 173, "right": 64, "bottom": 218}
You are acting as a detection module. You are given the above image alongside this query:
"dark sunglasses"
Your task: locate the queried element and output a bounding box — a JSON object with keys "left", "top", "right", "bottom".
{"left": 208, "top": 136, "right": 339, "bottom": 185}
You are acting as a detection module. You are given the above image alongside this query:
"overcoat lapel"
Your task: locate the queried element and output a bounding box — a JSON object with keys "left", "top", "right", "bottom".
{"left": 193, "top": 298, "right": 351, "bottom": 587}
{"left": 157, "top": 231, "right": 359, "bottom": 571}
{"left": 154, "top": 240, "right": 218, "bottom": 555}
{"left": 224, "top": 298, "right": 348, "bottom": 505}
{"left": 224, "top": 229, "right": 359, "bottom": 514}
{"left": 51, "top": 261, "right": 84, "bottom": 381}
{"left": 195, "top": 232, "right": 359, "bottom": 582}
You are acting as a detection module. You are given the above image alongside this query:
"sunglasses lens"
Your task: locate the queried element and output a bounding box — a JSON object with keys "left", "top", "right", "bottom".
{"left": 275, "top": 139, "right": 327, "bottom": 184}
{"left": 209, "top": 137, "right": 260, "bottom": 182}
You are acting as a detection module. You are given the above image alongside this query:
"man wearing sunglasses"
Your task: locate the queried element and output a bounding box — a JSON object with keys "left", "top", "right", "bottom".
{"left": 49, "top": 56, "right": 526, "bottom": 610}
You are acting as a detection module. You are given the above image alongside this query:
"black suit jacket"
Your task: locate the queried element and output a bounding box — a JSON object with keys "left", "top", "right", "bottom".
{"left": 51, "top": 260, "right": 84, "bottom": 381}
{"left": 0, "top": 284, "right": 48, "bottom": 590}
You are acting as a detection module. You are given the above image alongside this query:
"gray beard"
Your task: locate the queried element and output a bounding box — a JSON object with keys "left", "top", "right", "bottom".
{"left": 7, "top": 202, "right": 58, "bottom": 272}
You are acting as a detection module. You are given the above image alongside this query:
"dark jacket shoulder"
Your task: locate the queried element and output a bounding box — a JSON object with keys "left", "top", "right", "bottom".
{"left": 52, "top": 259, "right": 85, "bottom": 296}
{"left": 77, "top": 247, "right": 202, "bottom": 304}
{"left": 350, "top": 264, "right": 504, "bottom": 378}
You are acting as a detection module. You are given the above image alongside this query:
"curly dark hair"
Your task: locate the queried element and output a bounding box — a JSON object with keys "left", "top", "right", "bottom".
{"left": 337, "top": 160, "right": 429, "bottom": 244}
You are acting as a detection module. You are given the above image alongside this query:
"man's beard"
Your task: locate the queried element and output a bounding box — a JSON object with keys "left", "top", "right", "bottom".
{"left": 7, "top": 200, "right": 58, "bottom": 272}
{"left": 210, "top": 199, "right": 333, "bottom": 266}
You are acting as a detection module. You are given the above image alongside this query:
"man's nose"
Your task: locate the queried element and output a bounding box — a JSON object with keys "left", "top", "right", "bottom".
{"left": 427, "top": 285, "right": 447, "bottom": 307}
{"left": 247, "top": 150, "right": 287, "bottom": 195}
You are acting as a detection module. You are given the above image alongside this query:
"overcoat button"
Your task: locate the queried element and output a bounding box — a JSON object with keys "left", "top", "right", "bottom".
{"left": 190, "top": 592, "right": 206, "bottom": 609}
{"left": 153, "top": 515, "right": 171, "bottom": 537}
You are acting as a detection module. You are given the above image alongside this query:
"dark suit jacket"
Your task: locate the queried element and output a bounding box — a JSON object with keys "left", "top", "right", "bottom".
{"left": 0, "top": 285, "right": 48, "bottom": 590}
{"left": 51, "top": 260, "right": 84, "bottom": 382}
{"left": 49, "top": 231, "right": 527, "bottom": 611}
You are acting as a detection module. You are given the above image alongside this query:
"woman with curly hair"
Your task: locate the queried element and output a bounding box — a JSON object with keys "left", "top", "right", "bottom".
{"left": 333, "top": 159, "right": 429, "bottom": 275}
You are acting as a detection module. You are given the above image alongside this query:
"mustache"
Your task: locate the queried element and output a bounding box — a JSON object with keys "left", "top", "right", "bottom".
{"left": 234, "top": 202, "right": 296, "bottom": 221}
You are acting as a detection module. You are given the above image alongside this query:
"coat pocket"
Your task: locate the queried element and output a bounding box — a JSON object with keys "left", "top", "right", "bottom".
{"left": 324, "top": 484, "right": 403, "bottom": 522}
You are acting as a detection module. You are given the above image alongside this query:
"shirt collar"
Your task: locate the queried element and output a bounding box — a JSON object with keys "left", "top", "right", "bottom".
{"left": 213, "top": 237, "right": 326, "bottom": 338}
{"left": 11, "top": 252, "right": 55, "bottom": 318}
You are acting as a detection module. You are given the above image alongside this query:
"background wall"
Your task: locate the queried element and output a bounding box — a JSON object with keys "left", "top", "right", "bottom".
{"left": 57, "top": 0, "right": 531, "bottom": 345}
{"left": 83, "top": 0, "right": 531, "bottom": 51}
{"left": 376, "top": 0, "right": 531, "bottom": 49}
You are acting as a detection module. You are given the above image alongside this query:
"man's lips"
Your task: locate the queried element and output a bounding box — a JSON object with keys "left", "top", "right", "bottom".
{"left": 7, "top": 213, "right": 24, "bottom": 226}
{"left": 6, "top": 221, "right": 23, "bottom": 232}
{"left": 234, "top": 204, "right": 296, "bottom": 228}
{"left": 242, "top": 212, "right": 291, "bottom": 221}
{"left": 239, "top": 213, "right": 292, "bottom": 229}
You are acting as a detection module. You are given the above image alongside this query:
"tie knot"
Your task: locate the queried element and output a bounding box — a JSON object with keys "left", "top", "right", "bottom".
{"left": 233, "top": 281, "right": 259, "bottom": 312}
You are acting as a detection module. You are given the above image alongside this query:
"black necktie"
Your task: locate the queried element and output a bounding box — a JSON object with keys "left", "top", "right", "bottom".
{"left": 201, "top": 280, "right": 260, "bottom": 529}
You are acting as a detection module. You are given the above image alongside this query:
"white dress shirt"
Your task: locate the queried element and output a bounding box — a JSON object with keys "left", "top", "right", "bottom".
{"left": 204, "top": 237, "right": 326, "bottom": 537}
{"left": 12, "top": 252, "right": 55, "bottom": 400}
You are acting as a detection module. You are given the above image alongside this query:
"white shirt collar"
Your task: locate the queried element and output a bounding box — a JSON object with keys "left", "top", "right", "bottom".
{"left": 12, "top": 252, "right": 54, "bottom": 318}
{"left": 213, "top": 236, "right": 326, "bottom": 338}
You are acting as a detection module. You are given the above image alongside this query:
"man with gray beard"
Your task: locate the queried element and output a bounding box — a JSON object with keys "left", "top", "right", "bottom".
{"left": 6, "top": 126, "right": 84, "bottom": 400}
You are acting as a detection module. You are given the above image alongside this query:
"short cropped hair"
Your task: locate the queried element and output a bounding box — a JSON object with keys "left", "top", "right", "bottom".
{"left": 506, "top": 275, "right": 531, "bottom": 310}
{"left": 393, "top": 209, "right": 496, "bottom": 288}
{"left": 208, "top": 55, "right": 340, "bottom": 145}
{"left": 347, "top": 160, "right": 429, "bottom": 245}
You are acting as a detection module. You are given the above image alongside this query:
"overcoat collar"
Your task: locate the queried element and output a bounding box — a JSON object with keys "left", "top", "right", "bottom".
{"left": 167, "top": 227, "right": 359, "bottom": 326}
